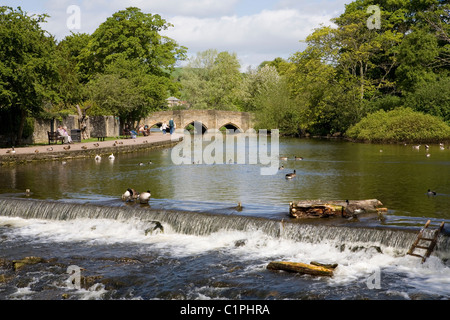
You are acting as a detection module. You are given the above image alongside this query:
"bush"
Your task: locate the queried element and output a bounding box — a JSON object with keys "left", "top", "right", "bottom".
{"left": 346, "top": 107, "right": 450, "bottom": 143}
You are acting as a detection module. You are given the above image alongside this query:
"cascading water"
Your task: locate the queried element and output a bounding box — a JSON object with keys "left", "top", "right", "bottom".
{"left": 1, "top": 198, "right": 448, "bottom": 260}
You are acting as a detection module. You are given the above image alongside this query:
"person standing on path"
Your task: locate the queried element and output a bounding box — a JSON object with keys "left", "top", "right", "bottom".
{"left": 169, "top": 118, "right": 175, "bottom": 135}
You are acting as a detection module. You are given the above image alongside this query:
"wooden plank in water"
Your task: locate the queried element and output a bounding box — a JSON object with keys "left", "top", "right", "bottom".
{"left": 267, "top": 261, "right": 335, "bottom": 277}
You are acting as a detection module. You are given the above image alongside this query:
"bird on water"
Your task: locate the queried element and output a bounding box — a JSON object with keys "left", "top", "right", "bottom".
{"left": 285, "top": 170, "right": 296, "bottom": 179}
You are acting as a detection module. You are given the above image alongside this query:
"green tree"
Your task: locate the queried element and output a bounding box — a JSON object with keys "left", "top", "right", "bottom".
{"left": 0, "top": 6, "right": 59, "bottom": 145}
{"left": 78, "top": 7, "right": 186, "bottom": 82}
{"left": 87, "top": 56, "right": 170, "bottom": 125}
{"left": 54, "top": 32, "right": 90, "bottom": 108}
{"left": 180, "top": 49, "right": 244, "bottom": 110}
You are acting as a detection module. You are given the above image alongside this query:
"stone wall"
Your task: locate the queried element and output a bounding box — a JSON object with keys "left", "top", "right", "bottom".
{"left": 31, "top": 115, "right": 119, "bottom": 144}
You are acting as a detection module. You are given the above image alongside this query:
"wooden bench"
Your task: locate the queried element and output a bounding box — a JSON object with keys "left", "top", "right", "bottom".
{"left": 48, "top": 131, "right": 64, "bottom": 145}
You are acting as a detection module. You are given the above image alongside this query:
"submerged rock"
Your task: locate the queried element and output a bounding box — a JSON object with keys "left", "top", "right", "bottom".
{"left": 13, "top": 256, "right": 47, "bottom": 271}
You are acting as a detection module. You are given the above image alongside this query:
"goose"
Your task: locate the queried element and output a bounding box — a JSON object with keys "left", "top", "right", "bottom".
{"left": 108, "top": 153, "right": 115, "bottom": 160}
{"left": 285, "top": 170, "right": 296, "bottom": 179}
{"left": 95, "top": 155, "right": 101, "bottom": 161}
{"left": 278, "top": 165, "right": 284, "bottom": 170}
{"left": 427, "top": 189, "right": 437, "bottom": 196}
{"left": 139, "top": 190, "right": 151, "bottom": 204}
{"left": 294, "top": 156, "right": 304, "bottom": 160}
{"left": 122, "top": 188, "right": 133, "bottom": 201}
{"left": 280, "top": 156, "right": 288, "bottom": 161}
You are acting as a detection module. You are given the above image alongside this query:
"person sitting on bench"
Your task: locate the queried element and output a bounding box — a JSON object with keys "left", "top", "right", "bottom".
{"left": 57, "top": 125, "right": 73, "bottom": 144}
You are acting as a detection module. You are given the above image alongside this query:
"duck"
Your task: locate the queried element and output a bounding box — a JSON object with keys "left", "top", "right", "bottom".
{"left": 427, "top": 189, "right": 437, "bottom": 196}
{"left": 81, "top": 145, "right": 88, "bottom": 150}
{"left": 278, "top": 165, "right": 284, "bottom": 170}
{"left": 95, "top": 155, "right": 101, "bottom": 161}
{"left": 6, "top": 147, "right": 15, "bottom": 154}
{"left": 285, "top": 170, "right": 296, "bottom": 179}
{"left": 280, "top": 156, "right": 288, "bottom": 161}
{"left": 47, "top": 147, "right": 53, "bottom": 152}
{"left": 294, "top": 156, "right": 304, "bottom": 160}
{"left": 63, "top": 145, "right": 71, "bottom": 151}
{"left": 130, "top": 188, "right": 140, "bottom": 201}
{"left": 413, "top": 145, "right": 420, "bottom": 150}
{"left": 108, "top": 153, "right": 115, "bottom": 160}
{"left": 345, "top": 200, "right": 365, "bottom": 219}
{"left": 93, "top": 143, "right": 100, "bottom": 147}
{"left": 139, "top": 190, "right": 151, "bottom": 204}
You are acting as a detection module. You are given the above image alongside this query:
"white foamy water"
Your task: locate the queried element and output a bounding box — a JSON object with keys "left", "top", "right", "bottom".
{"left": 2, "top": 216, "right": 449, "bottom": 299}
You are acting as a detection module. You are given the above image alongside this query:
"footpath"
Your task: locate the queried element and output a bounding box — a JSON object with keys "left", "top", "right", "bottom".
{"left": 0, "top": 132, "right": 182, "bottom": 165}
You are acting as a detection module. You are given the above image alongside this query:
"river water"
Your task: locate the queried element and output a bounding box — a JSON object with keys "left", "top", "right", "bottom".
{"left": 0, "top": 136, "right": 449, "bottom": 303}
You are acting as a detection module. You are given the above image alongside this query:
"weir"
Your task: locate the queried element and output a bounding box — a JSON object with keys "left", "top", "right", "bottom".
{"left": 1, "top": 198, "right": 449, "bottom": 260}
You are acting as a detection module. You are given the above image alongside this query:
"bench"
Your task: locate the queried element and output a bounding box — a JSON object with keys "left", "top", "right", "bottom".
{"left": 48, "top": 131, "right": 64, "bottom": 145}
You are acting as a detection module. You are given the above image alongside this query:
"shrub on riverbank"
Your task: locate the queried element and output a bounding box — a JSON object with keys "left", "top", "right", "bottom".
{"left": 346, "top": 108, "right": 450, "bottom": 143}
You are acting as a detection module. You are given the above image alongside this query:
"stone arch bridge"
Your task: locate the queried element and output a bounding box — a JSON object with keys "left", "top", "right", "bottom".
{"left": 144, "top": 110, "right": 255, "bottom": 133}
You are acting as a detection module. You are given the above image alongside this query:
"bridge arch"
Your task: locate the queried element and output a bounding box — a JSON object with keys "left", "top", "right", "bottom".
{"left": 218, "top": 122, "right": 242, "bottom": 133}
{"left": 184, "top": 121, "right": 208, "bottom": 134}
{"left": 143, "top": 110, "right": 254, "bottom": 134}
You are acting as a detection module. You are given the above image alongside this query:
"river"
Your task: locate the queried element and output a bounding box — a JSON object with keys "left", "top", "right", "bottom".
{"left": 0, "top": 136, "right": 449, "bottom": 303}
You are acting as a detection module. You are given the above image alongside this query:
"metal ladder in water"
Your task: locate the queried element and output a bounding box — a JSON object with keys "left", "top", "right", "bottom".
{"left": 407, "top": 220, "right": 445, "bottom": 263}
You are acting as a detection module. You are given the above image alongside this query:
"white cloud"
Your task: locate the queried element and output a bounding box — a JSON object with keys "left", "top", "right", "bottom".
{"left": 27, "top": 0, "right": 346, "bottom": 69}
{"left": 163, "top": 8, "right": 334, "bottom": 69}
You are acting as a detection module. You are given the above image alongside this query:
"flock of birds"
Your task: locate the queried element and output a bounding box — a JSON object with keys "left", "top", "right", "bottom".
{"left": 278, "top": 155, "right": 304, "bottom": 179}
{"left": 121, "top": 188, "right": 151, "bottom": 204}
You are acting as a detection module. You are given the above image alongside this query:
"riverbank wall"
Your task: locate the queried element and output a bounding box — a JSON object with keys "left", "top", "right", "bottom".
{"left": 0, "top": 134, "right": 182, "bottom": 166}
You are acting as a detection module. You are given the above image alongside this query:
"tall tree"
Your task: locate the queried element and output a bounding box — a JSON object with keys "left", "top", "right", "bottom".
{"left": 0, "top": 6, "right": 59, "bottom": 145}
{"left": 78, "top": 7, "right": 186, "bottom": 82}
{"left": 180, "top": 49, "right": 244, "bottom": 110}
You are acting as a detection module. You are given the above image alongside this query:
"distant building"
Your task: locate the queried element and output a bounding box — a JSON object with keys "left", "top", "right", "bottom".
{"left": 166, "top": 97, "right": 180, "bottom": 107}
{"left": 166, "top": 97, "right": 190, "bottom": 108}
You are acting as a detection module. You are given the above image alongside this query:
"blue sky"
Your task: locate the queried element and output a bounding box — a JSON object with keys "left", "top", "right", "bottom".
{"left": 4, "top": 0, "right": 351, "bottom": 69}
